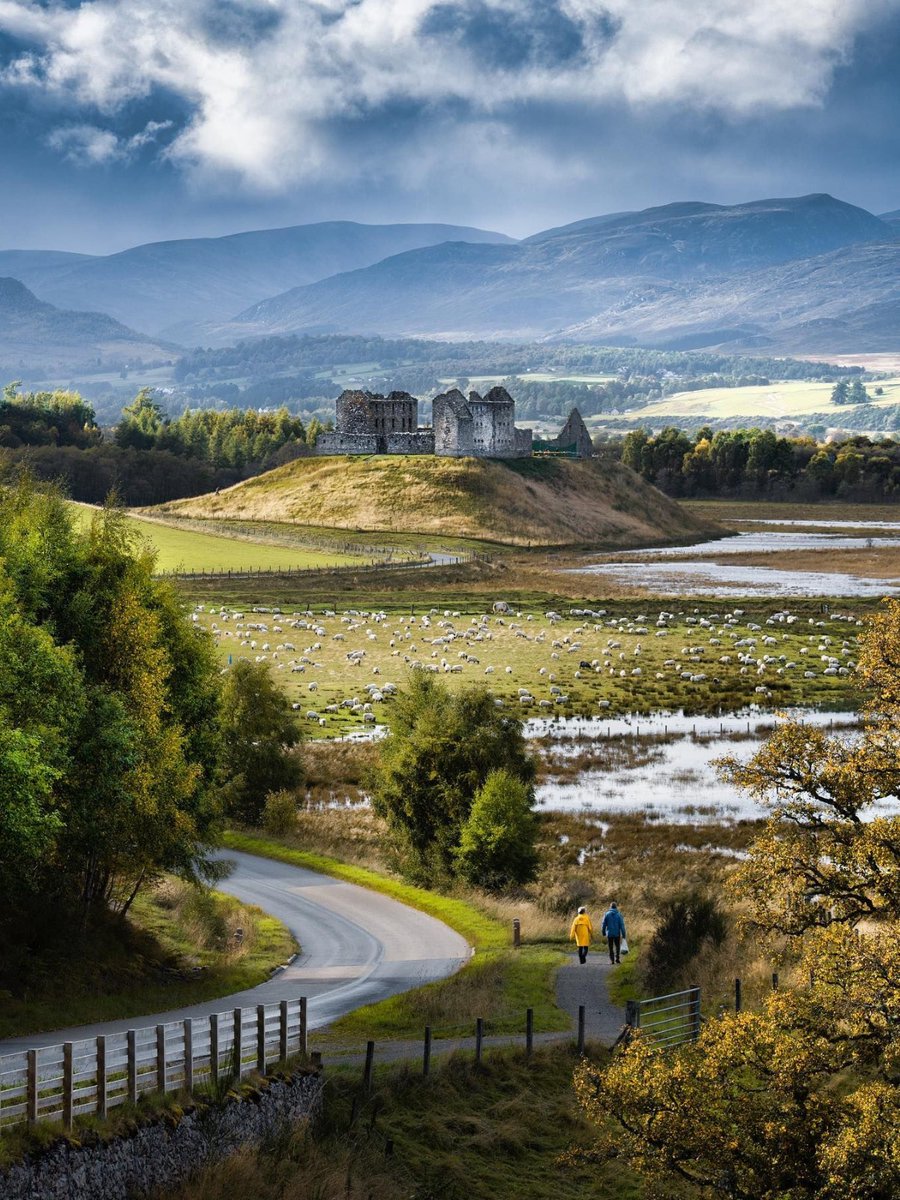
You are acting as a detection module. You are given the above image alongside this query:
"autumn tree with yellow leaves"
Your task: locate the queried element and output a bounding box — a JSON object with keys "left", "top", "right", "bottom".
{"left": 576, "top": 600, "right": 900, "bottom": 1200}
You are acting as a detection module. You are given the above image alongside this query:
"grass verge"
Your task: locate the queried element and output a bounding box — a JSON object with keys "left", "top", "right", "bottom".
{"left": 0, "top": 879, "right": 297, "bottom": 1040}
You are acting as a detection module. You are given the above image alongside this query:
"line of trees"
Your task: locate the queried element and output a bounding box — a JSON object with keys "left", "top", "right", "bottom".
{"left": 616, "top": 426, "right": 900, "bottom": 500}
{"left": 0, "top": 480, "right": 302, "bottom": 980}
{"left": 0, "top": 385, "right": 326, "bottom": 505}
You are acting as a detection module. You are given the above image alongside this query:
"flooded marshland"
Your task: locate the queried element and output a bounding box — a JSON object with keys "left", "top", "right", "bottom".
{"left": 532, "top": 709, "right": 856, "bottom": 822}
{"left": 573, "top": 522, "right": 900, "bottom": 598}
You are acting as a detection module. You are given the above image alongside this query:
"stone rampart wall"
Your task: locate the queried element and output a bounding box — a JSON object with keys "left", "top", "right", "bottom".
{"left": 384, "top": 431, "right": 435, "bottom": 454}
{"left": 315, "top": 432, "right": 377, "bottom": 455}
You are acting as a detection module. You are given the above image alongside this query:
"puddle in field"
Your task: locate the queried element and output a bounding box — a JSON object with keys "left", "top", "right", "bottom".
{"left": 532, "top": 709, "right": 858, "bottom": 822}
{"left": 573, "top": 530, "right": 900, "bottom": 597}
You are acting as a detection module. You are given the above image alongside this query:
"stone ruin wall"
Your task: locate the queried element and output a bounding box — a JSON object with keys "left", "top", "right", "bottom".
{"left": 432, "top": 391, "right": 474, "bottom": 457}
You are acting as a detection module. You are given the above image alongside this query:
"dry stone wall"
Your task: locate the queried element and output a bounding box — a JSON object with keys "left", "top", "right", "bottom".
{"left": 1, "top": 1070, "right": 323, "bottom": 1200}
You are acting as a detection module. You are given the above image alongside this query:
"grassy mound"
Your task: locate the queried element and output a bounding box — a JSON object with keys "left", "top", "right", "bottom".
{"left": 158, "top": 455, "right": 715, "bottom": 548}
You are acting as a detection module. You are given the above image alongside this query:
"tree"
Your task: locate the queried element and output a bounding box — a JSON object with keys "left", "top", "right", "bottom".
{"left": 218, "top": 659, "right": 303, "bottom": 824}
{"left": 831, "top": 379, "right": 850, "bottom": 406}
{"left": 372, "top": 671, "right": 535, "bottom": 882}
{"left": 115, "top": 388, "right": 167, "bottom": 449}
{"left": 0, "top": 482, "right": 224, "bottom": 928}
{"left": 454, "top": 769, "right": 538, "bottom": 891}
{"left": 848, "top": 377, "right": 869, "bottom": 405}
{"left": 577, "top": 599, "right": 900, "bottom": 1199}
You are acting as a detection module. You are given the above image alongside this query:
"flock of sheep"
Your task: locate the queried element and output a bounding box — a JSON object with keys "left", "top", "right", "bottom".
{"left": 191, "top": 600, "right": 862, "bottom": 732}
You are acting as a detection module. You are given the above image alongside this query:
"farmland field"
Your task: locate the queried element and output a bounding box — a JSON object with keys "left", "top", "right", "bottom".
{"left": 601, "top": 377, "right": 900, "bottom": 422}
{"left": 69, "top": 505, "right": 368, "bottom": 574}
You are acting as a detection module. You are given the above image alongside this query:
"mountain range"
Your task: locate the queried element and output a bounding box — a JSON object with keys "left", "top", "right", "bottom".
{"left": 1, "top": 195, "right": 898, "bottom": 363}
{"left": 0, "top": 222, "right": 513, "bottom": 341}
{"left": 216, "top": 195, "right": 899, "bottom": 352}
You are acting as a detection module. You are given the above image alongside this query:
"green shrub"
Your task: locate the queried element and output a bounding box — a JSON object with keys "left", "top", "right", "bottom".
{"left": 454, "top": 770, "right": 538, "bottom": 892}
{"left": 262, "top": 790, "right": 298, "bottom": 837}
{"left": 640, "top": 890, "right": 728, "bottom": 994}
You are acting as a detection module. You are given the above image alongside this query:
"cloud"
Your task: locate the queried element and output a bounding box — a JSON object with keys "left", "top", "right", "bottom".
{"left": 46, "top": 119, "right": 173, "bottom": 166}
{"left": 0, "top": 0, "right": 894, "bottom": 191}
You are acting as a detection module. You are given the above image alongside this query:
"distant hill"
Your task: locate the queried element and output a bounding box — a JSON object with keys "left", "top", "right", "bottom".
{"left": 216, "top": 195, "right": 898, "bottom": 352}
{"left": 0, "top": 222, "right": 515, "bottom": 338}
{"left": 0, "top": 277, "right": 172, "bottom": 374}
{"left": 880, "top": 209, "right": 900, "bottom": 227}
{"left": 156, "top": 453, "right": 716, "bottom": 548}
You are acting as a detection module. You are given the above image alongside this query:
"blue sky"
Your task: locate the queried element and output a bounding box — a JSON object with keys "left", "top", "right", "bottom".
{"left": 1, "top": 0, "right": 899, "bottom": 253}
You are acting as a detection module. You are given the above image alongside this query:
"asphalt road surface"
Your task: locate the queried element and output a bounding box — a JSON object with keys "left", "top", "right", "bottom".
{"left": 0, "top": 850, "right": 471, "bottom": 1054}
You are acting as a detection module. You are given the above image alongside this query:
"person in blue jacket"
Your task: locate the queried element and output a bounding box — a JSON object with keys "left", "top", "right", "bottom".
{"left": 601, "top": 901, "right": 626, "bottom": 964}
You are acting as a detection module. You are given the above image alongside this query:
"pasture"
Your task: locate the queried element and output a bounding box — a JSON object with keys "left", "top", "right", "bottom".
{"left": 192, "top": 597, "right": 866, "bottom": 737}
{"left": 608, "top": 377, "right": 900, "bottom": 422}
{"left": 69, "top": 505, "right": 367, "bottom": 574}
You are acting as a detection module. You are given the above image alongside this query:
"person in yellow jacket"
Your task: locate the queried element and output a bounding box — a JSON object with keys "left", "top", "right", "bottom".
{"left": 570, "top": 906, "right": 593, "bottom": 964}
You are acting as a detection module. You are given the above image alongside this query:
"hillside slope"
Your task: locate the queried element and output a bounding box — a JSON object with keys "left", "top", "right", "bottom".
{"left": 0, "top": 222, "right": 514, "bottom": 338}
{"left": 158, "top": 455, "right": 714, "bottom": 548}
{"left": 0, "top": 277, "right": 173, "bottom": 373}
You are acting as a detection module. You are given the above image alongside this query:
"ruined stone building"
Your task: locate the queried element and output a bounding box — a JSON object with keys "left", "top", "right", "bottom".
{"left": 314, "top": 386, "right": 591, "bottom": 460}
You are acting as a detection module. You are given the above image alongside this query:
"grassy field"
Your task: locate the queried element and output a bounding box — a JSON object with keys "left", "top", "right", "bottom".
{"left": 605, "top": 377, "right": 900, "bottom": 422}
{"left": 195, "top": 596, "right": 866, "bottom": 738}
{"left": 70, "top": 504, "right": 367, "bottom": 574}
{"left": 0, "top": 879, "right": 297, "bottom": 1039}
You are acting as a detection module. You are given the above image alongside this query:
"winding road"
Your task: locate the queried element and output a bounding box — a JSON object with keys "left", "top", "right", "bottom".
{"left": 0, "top": 850, "right": 471, "bottom": 1055}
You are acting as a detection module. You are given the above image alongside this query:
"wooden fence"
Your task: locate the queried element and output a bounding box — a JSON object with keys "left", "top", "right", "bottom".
{"left": 0, "top": 998, "right": 308, "bottom": 1133}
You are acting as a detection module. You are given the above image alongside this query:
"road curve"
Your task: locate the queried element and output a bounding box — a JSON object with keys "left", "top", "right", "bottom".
{"left": 0, "top": 850, "right": 471, "bottom": 1054}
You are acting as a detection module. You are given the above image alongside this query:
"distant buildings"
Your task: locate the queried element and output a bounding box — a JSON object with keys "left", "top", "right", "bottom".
{"left": 315, "top": 386, "right": 592, "bottom": 459}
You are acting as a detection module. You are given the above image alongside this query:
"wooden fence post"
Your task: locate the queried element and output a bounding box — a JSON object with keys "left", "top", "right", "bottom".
{"left": 423, "top": 1027, "right": 432, "bottom": 1077}
{"left": 772, "top": 972, "right": 779, "bottom": 991}
{"left": 96, "top": 1036, "right": 108, "bottom": 1119}
{"left": 127, "top": 1030, "right": 138, "bottom": 1103}
{"left": 475, "top": 1018, "right": 484, "bottom": 1066}
{"left": 183, "top": 1020, "right": 194, "bottom": 1094}
{"left": 299, "top": 996, "right": 308, "bottom": 1056}
{"left": 257, "top": 1005, "right": 267, "bottom": 1074}
{"left": 210, "top": 1013, "right": 219, "bottom": 1086}
{"left": 734, "top": 977, "right": 742, "bottom": 1013}
{"left": 525, "top": 1008, "right": 534, "bottom": 1058}
{"left": 26, "top": 1048, "right": 38, "bottom": 1126}
{"left": 62, "top": 1042, "right": 74, "bottom": 1131}
{"left": 512, "top": 918, "right": 521, "bottom": 948}
{"left": 625, "top": 1000, "right": 639, "bottom": 1030}
{"left": 577, "top": 1006, "right": 586, "bottom": 1056}
{"left": 233, "top": 1008, "right": 243, "bottom": 1079}
{"left": 279, "top": 1000, "right": 289, "bottom": 1062}
{"left": 156, "top": 1025, "right": 166, "bottom": 1094}
{"left": 363, "top": 1041, "right": 375, "bottom": 1093}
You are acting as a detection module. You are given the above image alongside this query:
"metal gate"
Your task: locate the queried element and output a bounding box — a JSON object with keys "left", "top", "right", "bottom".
{"left": 625, "top": 986, "right": 701, "bottom": 1048}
